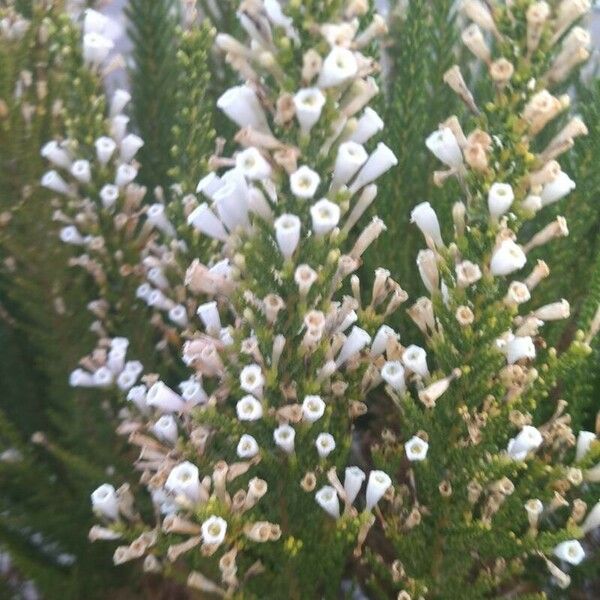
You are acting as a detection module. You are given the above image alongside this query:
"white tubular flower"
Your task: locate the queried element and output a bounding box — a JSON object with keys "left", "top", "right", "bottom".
{"left": 507, "top": 425, "right": 543, "bottom": 460}
{"left": 541, "top": 171, "right": 576, "bottom": 206}
{"left": 315, "top": 485, "right": 341, "bottom": 518}
{"left": 146, "top": 205, "right": 175, "bottom": 239}
{"left": 146, "top": 381, "right": 185, "bottom": 413}
{"left": 402, "top": 345, "right": 429, "bottom": 378}
{"left": 405, "top": 436, "right": 429, "bottom": 461}
{"left": 41, "top": 170, "right": 70, "bottom": 195}
{"left": 127, "top": 385, "right": 147, "bottom": 412}
{"left": 582, "top": 501, "right": 600, "bottom": 534}
{"left": 120, "top": 134, "right": 144, "bottom": 163}
{"left": 381, "top": 361, "right": 406, "bottom": 392}
{"left": 107, "top": 347, "right": 125, "bottom": 374}
{"left": 371, "top": 325, "right": 398, "bottom": 357}
{"left": 99, "top": 184, "right": 119, "bottom": 209}
{"left": 456, "top": 261, "right": 482, "bottom": 287}
{"left": 59, "top": 225, "right": 85, "bottom": 245}
{"left": 576, "top": 430, "right": 596, "bottom": 461}
{"left": 411, "top": 202, "right": 443, "bottom": 246}
{"left": 237, "top": 434, "right": 260, "bottom": 459}
{"left": 70, "top": 159, "right": 91, "bottom": 184}
{"left": 240, "top": 364, "right": 264, "bottom": 397}
{"left": 236, "top": 395, "right": 263, "bottom": 421}
{"left": 201, "top": 516, "right": 228, "bottom": 547}
{"left": 293, "top": 88, "right": 326, "bottom": 134}
{"left": 217, "top": 85, "right": 269, "bottom": 132}
{"left": 264, "top": 0, "right": 298, "bottom": 41}
{"left": 110, "top": 89, "right": 131, "bottom": 116}
{"left": 488, "top": 183, "right": 514, "bottom": 218}
{"left": 310, "top": 198, "right": 341, "bottom": 235}
{"left": 84, "top": 8, "right": 109, "bottom": 34}
{"left": 350, "top": 107, "right": 384, "bottom": 144}
{"left": 41, "top": 141, "right": 72, "bottom": 169}
{"left": 69, "top": 368, "right": 94, "bottom": 387}
{"left": 83, "top": 32, "right": 114, "bottom": 66}
{"left": 187, "top": 203, "right": 228, "bottom": 242}
{"left": 417, "top": 249, "right": 439, "bottom": 294}
{"left": 290, "top": 166, "right": 321, "bottom": 199}
{"left": 236, "top": 147, "right": 272, "bottom": 180}
{"left": 490, "top": 240, "right": 527, "bottom": 276}
{"left": 348, "top": 143, "right": 398, "bottom": 194}
{"left": 196, "top": 172, "right": 223, "bottom": 199}
{"left": 115, "top": 164, "right": 138, "bottom": 188}
{"left": 553, "top": 541, "right": 585, "bottom": 566}
{"left": 116, "top": 369, "right": 138, "bottom": 392}
{"left": 91, "top": 484, "right": 119, "bottom": 520}
{"left": 197, "top": 301, "right": 222, "bottom": 332}
{"left": 336, "top": 326, "right": 371, "bottom": 366}
{"left": 331, "top": 141, "right": 368, "bottom": 190}
{"left": 214, "top": 173, "right": 249, "bottom": 231}
{"left": 180, "top": 380, "right": 207, "bottom": 406}
{"left": 317, "top": 46, "right": 358, "bottom": 88}
{"left": 168, "top": 304, "right": 188, "bottom": 328}
{"left": 506, "top": 281, "right": 531, "bottom": 305}
{"left": 110, "top": 115, "right": 129, "bottom": 143}
{"left": 344, "top": 466, "right": 366, "bottom": 505}
{"left": 295, "top": 264, "right": 318, "bottom": 296}
{"left": 95, "top": 136, "right": 117, "bottom": 165}
{"left": 302, "top": 395, "right": 326, "bottom": 423}
{"left": 166, "top": 461, "right": 201, "bottom": 502}
{"left": 152, "top": 415, "right": 178, "bottom": 445}
{"left": 273, "top": 424, "right": 295, "bottom": 453}
{"left": 274, "top": 214, "right": 301, "bottom": 258}
{"left": 506, "top": 335, "right": 536, "bottom": 364}
{"left": 92, "top": 366, "right": 113, "bottom": 388}
{"left": 315, "top": 433, "right": 336, "bottom": 458}
{"left": 366, "top": 470, "right": 392, "bottom": 510}
{"left": 425, "top": 127, "right": 463, "bottom": 168}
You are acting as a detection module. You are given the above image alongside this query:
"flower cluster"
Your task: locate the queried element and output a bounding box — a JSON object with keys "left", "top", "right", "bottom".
{"left": 367, "top": 0, "right": 600, "bottom": 597}
{"left": 77, "top": 1, "right": 412, "bottom": 596}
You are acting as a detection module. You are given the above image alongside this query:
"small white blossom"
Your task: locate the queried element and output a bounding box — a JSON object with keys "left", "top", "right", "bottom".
{"left": 402, "top": 345, "right": 429, "bottom": 378}
{"left": 506, "top": 335, "right": 536, "bottom": 364}
{"left": 490, "top": 239, "right": 527, "bottom": 276}
{"left": 381, "top": 361, "right": 406, "bottom": 392}
{"left": 507, "top": 425, "right": 543, "bottom": 460}
{"left": 152, "top": 415, "right": 178, "bottom": 445}
{"left": 488, "top": 183, "right": 514, "bottom": 218}
{"left": 405, "top": 436, "right": 429, "bottom": 461}
{"left": 236, "top": 395, "right": 263, "bottom": 421}
{"left": 317, "top": 46, "right": 358, "bottom": 88}
{"left": 273, "top": 424, "right": 296, "bottom": 453}
{"left": 315, "top": 485, "right": 340, "bottom": 518}
{"left": 293, "top": 88, "right": 326, "bottom": 134}
{"left": 426, "top": 127, "right": 463, "bottom": 168}
{"left": 411, "top": 202, "right": 443, "bottom": 246}
{"left": 240, "top": 364, "right": 264, "bottom": 397}
{"left": 302, "top": 395, "right": 326, "bottom": 423}
{"left": 166, "top": 461, "right": 201, "bottom": 502}
{"left": 236, "top": 147, "right": 272, "bottom": 180}
{"left": 146, "top": 381, "right": 185, "bottom": 413}
{"left": 553, "top": 540, "right": 585, "bottom": 566}
{"left": 237, "top": 434, "right": 260, "bottom": 458}
{"left": 350, "top": 107, "right": 384, "bottom": 144}
{"left": 91, "top": 484, "right": 119, "bottom": 520}
{"left": 541, "top": 171, "right": 576, "bottom": 206}
{"left": 366, "top": 470, "right": 392, "bottom": 510}
{"left": 310, "top": 198, "right": 340, "bottom": 235}
{"left": 201, "top": 516, "right": 227, "bottom": 547}
{"left": 290, "top": 166, "right": 321, "bottom": 199}
{"left": 344, "top": 466, "right": 366, "bottom": 505}
{"left": 315, "top": 433, "right": 336, "bottom": 458}
{"left": 274, "top": 214, "right": 301, "bottom": 258}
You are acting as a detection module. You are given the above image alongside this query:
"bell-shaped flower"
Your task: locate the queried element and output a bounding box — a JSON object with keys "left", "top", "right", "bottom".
{"left": 152, "top": 415, "right": 178, "bottom": 445}
{"left": 541, "top": 171, "right": 576, "bottom": 206}
{"left": 146, "top": 381, "right": 185, "bottom": 413}
{"left": 240, "top": 364, "right": 264, "bottom": 397}
{"left": 302, "top": 395, "right": 326, "bottom": 423}
{"left": 553, "top": 540, "right": 585, "bottom": 566}
{"left": 274, "top": 214, "right": 301, "bottom": 258}
{"left": 236, "top": 395, "right": 263, "bottom": 421}
{"left": 293, "top": 88, "right": 326, "bottom": 134}
{"left": 348, "top": 143, "right": 398, "bottom": 194}
{"left": 315, "top": 485, "right": 340, "bottom": 518}
{"left": 350, "top": 107, "right": 384, "bottom": 144}
{"left": 187, "top": 203, "right": 228, "bottom": 242}
{"left": 166, "top": 461, "right": 201, "bottom": 503}
{"left": 290, "top": 166, "right": 321, "bottom": 199}
{"left": 344, "top": 466, "right": 366, "bottom": 505}
{"left": 315, "top": 433, "right": 336, "bottom": 458}
{"left": 506, "top": 335, "right": 536, "bottom": 364}
{"left": 120, "top": 133, "right": 144, "bottom": 163}
{"left": 236, "top": 147, "right": 272, "bottom": 180}
{"left": 237, "top": 434, "right": 260, "bottom": 459}
{"left": 317, "top": 46, "right": 358, "bottom": 88}
{"left": 217, "top": 85, "right": 270, "bottom": 132}
{"left": 381, "top": 361, "right": 406, "bottom": 392}
{"left": 331, "top": 141, "right": 368, "bottom": 190}
{"left": 197, "top": 301, "right": 222, "bottom": 332}
{"left": 411, "top": 202, "right": 443, "bottom": 246}
{"left": 91, "top": 484, "right": 119, "bottom": 520}
{"left": 95, "top": 136, "right": 117, "bottom": 165}
{"left": 426, "top": 127, "right": 463, "bottom": 168}
{"left": 366, "top": 470, "right": 392, "bottom": 510}
{"left": 310, "top": 198, "right": 340, "bottom": 235}
{"left": 488, "top": 182, "right": 514, "bottom": 218}
{"left": 490, "top": 239, "right": 527, "bottom": 276}
{"left": 273, "top": 424, "right": 295, "bottom": 453}
{"left": 336, "top": 326, "right": 371, "bottom": 366}
{"left": 402, "top": 345, "right": 429, "bottom": 378}
{"left": 201, "top": 516, "right": 227, "bottom": 547}
{"left": 405, "top": 436, "right": 429, "bottom": 461}
{"left": 507, "top": 425, "right": 543, "bottom": 460}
